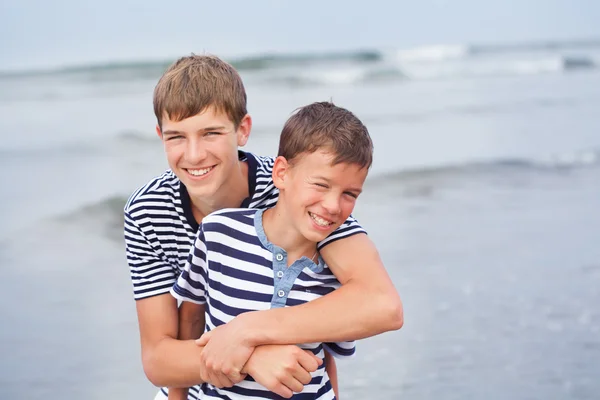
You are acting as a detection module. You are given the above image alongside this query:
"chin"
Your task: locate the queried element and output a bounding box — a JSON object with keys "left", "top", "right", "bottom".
{"left": 302, "top": 229, "right": 330, "bottom": 244}
{"left": 185, "top": 182, "right": 217, "bottom": 199}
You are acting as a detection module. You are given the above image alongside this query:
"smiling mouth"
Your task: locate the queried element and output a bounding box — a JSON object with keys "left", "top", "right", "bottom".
{"left": 309, "top": 212, "right": 334, "bottom": 227}
{"left": 185, "top": 166, "right": 214, "bottom": 177}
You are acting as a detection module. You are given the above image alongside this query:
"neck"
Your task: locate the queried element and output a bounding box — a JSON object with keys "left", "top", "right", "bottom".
{"left": 190, "top": 160, "right": 249, "bottom": 223}
{"left": 262, "top": 202, "right": 318, "bottom": 266}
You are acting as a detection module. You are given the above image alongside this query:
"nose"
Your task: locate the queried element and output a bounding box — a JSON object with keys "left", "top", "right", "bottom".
{"left": 185, "top": 137, "right": 207, "bottom": 164}
{"left": 322, "top": 192, "right": 342, "bottom": 216}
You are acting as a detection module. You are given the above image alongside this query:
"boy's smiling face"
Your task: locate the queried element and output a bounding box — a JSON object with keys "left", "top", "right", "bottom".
{"left": 273, "top": 149, "right": 368, "bottom": 243}
{"left": 157, "top": 106, "right": 250, "bottom": 202}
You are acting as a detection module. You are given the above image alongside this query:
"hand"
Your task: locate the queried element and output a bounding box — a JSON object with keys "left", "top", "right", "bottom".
{"left": 198, "top": 350, "right": 240, "bottom": 389}
{"left": 195, "top": 321, "right": 253, "bottom": 385}
{"left": 243, "top": 344, "right": 322, "bottom": 398}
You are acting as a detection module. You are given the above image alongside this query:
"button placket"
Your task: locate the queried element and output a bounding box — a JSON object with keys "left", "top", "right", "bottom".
{"left": 271, "top": 247, "right": 289, "bottom": 307}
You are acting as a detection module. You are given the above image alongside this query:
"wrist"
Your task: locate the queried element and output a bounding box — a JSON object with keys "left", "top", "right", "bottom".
{"left": 237, "top": 311, "right": 269, "bottom": 347}
{"left": 193, "top": 341, "right": 207, "bottom": 383}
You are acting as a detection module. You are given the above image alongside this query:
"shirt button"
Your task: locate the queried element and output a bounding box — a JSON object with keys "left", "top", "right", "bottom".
{"left": 276, "top": 271, "right": 284, "bottom": 278}
{"left": 277, "top": 290, "right": 285, "bottom": 297}
{"left": 275, "top": 253, "right": 284, "bottom": 261}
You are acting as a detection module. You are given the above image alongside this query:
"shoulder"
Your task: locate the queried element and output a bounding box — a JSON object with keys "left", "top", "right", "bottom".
{"left": 244, "top": 152, "right": 279, "bottom": 209}
{"left": 246, "top": 152, "right": 275, "bottom": 175}
{"left": 203, "top": 208, "right": 258, "bottom": 225}
{"left": 201, "top": 208, "right": 259, "bottom": 241}
{"left": 124, "top": 170, "right": 180, "bottom": 217}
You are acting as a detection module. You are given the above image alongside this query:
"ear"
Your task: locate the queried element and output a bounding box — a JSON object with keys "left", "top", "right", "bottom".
{"left": 236, "top": 114, "right": 252, "bottom": 147}
{"left": 271, "top": 156, "right": 289, "bottom": 190}
{"left": 155, "top": 124, "right": 162, "bottom": 139}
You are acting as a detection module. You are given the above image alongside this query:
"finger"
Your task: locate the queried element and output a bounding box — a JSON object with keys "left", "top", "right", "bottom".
{"left": 291, "top": 363, "right": 313, "bottom": 386}
{"left": 270, "top": 382, "right": 294, "bottom": 399}
{"left": 296, "top": 351, "right": 320, "bottom": 373}
{"left": 199, "top": 365, "right": 211, "bottom": 386}
{"left": 205, "top": 369, "right": 220, "bottom": 387}
{"left": 313, "top": 353, "right": 323, "bottom": 366}
{"left": 228, "top": 372, "right": 248, "bottom": 384}
{"left": 195, "top": 331, "right": 212, "bottom": 346}
{"left": 278, "top": 373, "right": 305, "bottom": 394}
{"left": 219, "top": 372, "right": 235, "bottom": 388}
{"left": 203, "top": 359, "right": 227, "bottom": 388}
{"left": 203, "top": 370, "right": 217, "bottom": 387}
{"left": 226, "top": 368, "right": 244, "bottom": 384}
{"left": 306, "top": 349, "right": 323, "bottom": 366}
{"left": 218, "top": 374, "right": 235, "bottom": 388}
{"left": 208, "top": 370, "right": 234, "bottom": 388}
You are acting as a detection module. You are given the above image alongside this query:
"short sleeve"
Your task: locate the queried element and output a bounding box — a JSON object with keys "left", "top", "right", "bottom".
{"left": 124, "top": 210, "right": 178, "bottom": 300}
{"left": 170, "top": 226, "right": 209, "bottom": 304}
{"left": 317, "top": 214, "right": 366, "bottom": 250}
{"left": 323, "top": 340, "right": 356, "bottom": 359}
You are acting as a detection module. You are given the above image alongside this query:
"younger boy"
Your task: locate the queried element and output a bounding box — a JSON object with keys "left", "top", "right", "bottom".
{"left": 171, "top": 101, "right": 374, "bottom": 399}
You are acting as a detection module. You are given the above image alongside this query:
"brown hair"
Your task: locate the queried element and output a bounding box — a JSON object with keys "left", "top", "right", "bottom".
{"left": 278, "top": 101, "right": 373, "bottom": 169}
{"left": 153, "top": 54, "right": 247, "bottom": 129}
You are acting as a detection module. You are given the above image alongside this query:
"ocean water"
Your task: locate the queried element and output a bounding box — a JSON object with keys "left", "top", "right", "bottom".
{"left": 1, "top": 40, "right": 599, "bottom": 399}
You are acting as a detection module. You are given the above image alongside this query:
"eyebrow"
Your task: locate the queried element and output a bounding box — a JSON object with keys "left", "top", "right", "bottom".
{"left": 161, "top": 130, "right": 182, "bottom": 136}
{"left": 198, "top": 126, "right": 227, "bottom": 132}
{"left": 161, "top": 126, "right": 228, "bottom": 136}
{"left": 314, "top": 176, "right": 363, "bottom": 194}
{"left": 347, "top": 187, "right": 363, "bottom": 194}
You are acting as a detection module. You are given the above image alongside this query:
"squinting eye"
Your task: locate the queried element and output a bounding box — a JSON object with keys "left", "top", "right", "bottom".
{"left": 206, "top": 131, "right": 220, "bottom": 136}
{"left": 314, "top": 183, "right": 328, "bottom": 188}
{"left": 344, "top": 192, "right": 358, "bottom": 199}
{"left": 167, "top": 135, "right": 184, "bottom": 140}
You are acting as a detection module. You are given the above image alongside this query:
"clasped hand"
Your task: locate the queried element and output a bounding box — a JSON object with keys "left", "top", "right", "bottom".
{"left": 196, "top": 322, "right": 322, "bottom": 398}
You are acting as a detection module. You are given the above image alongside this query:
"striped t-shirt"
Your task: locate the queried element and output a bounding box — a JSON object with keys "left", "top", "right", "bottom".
{"left": 124, "top": 151, "right": 365, "bottom": 301}
{"left": 171, "top": 207, "right": 355, "bottom": 399}
{"left": 124, "top": 151, "right": 365, "bottom": 400}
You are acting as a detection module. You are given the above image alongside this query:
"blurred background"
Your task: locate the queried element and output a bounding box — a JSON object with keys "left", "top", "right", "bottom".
{"left": 1, "top": 1, "right": 600, "bottom": 399}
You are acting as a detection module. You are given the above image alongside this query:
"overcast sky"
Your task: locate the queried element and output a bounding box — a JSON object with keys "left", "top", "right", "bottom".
{"left": 1, "top": 0, "right": 599, "bottom": 70}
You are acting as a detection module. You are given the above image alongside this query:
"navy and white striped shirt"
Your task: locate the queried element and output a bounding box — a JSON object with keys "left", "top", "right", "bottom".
{"left": 172, "top": 208, "right": 355, "bottom": 399}
{"left": 124, "top": 151, "right": 365, "bottom": 399}
{"left": 124, "top": 151, "right": 365, "bottom": 301}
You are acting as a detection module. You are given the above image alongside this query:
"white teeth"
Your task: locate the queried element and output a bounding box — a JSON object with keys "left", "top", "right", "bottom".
{"left": 187, "top": 167, "right": 212, "bottom": 176}
{"left": 310, "top": 212, "right": 332, "bottom": 227}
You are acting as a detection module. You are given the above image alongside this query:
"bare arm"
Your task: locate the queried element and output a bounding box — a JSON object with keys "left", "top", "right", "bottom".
{"left": 168, "top": 302, "right": 207, "bottom": 400}
{"left": 125, "top": 209, "right": 207, "bottom": 388}
{"left": 127, "top": 210, "right": 321, "bottom": 395}
{"left": 138, "top": 292, "right": 321, "bottom": 397}
{"left": 324, "top": 351, "right": 339, "bottom": 399}
{"left": 196, "top": 233, "right": 402, "bottom": 382}
{"left": 136, "top": 294, "right": 207, "bottom": 388}
{"left": 178, "top": 301, "right": 205, "bottom": 342}
{"left": 226, "top": 233, "right": 403, "bottom": 345}
{"left": 134, "top": 230, "right": 324, "bottom": 396}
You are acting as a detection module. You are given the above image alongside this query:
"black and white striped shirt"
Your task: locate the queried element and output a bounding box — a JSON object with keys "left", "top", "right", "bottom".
{"left": 171, "top": 208, "right": 355, "bottom": 399}
{"left": 124, "top": 151, "right": 365, "bottom": 301}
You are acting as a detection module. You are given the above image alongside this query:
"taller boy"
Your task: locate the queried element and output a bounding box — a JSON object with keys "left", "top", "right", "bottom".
{"left": 124, "top": 55, "right": 403, "bottom": 399}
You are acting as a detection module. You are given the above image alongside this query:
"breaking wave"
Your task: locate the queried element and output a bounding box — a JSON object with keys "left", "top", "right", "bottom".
{"left": 1, "top": 38, "right": 598, "bottom": 86}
